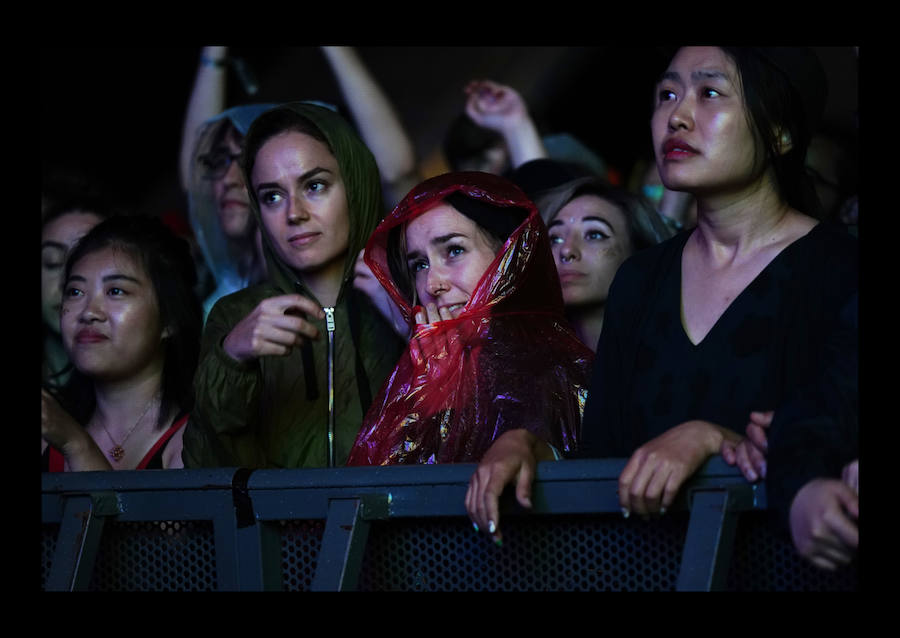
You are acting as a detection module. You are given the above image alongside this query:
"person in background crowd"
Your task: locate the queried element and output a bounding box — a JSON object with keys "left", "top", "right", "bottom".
{"left": 42, "top": 197, "right": 110, "bottom": 389}
{"left": 511, "top": 159, "right": 674, "bottom": 350}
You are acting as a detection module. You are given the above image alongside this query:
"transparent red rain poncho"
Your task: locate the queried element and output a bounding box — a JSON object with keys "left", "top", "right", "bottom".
{"left": 347, "top": 172, "right": 594, "bottom": 465}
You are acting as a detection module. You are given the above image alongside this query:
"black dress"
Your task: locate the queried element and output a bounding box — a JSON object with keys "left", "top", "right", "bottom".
{"left": 577, "top": 221, "right": 858, "bottom": 463}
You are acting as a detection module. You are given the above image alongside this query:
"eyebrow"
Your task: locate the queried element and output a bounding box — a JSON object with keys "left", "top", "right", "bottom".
{"left": 255, "top": 167, "right": 333, "bottom": 192}
{"left": 548, "top": 215, "right": 614, "bottom": 229}
{"left": 659, "top": 69, "right": 731, "bottom": 85}
{"left": 406, "top": 232, "right": 468, "bottom": 261}
{"left": 66, "top": 273, "right": 143, "bottom": 285}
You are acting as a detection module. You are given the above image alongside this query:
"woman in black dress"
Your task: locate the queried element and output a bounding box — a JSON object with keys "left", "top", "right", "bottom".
{"left": 466, "top": 47, "right": 857, "bottom": 546}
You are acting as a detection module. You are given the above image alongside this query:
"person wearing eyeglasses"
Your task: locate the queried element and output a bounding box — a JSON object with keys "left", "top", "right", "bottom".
{"left": 184, "top": 102, "right": 278, "bottom": 321}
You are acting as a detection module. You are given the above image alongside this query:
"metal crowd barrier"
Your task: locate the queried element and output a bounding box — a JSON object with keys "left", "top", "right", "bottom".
{"left": 41, "top": 457, "right": 857, "bottom": 591}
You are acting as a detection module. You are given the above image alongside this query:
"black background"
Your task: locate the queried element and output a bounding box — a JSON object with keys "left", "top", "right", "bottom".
{"left": 41, "top": 46, "right": 858, "bottom": 221}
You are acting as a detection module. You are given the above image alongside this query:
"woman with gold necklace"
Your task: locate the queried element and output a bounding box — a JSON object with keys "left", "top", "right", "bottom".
{"left": 41, "top": 215, "right": 202, "bottom": 471}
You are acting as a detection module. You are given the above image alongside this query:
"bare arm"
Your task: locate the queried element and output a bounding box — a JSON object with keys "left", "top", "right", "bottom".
{"left": 179, "top": 46, "right": 229, "bottom": 191}
{"left": 42, "top": 389, "right": 112, "bottom": 472}
{"left": 464, "top": 79, "right": 548, "bottom": 169}
{"left": 321, "top": 46, "right": 420, "bottom": 205}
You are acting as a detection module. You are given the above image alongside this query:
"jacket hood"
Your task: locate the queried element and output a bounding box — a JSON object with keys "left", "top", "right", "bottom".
{"left": 349, "top": 171, "right": 592, "bottom": 465}
{"left": 363, "top": 170, "right": 564, "bottom": 328}
{"left": 187, "top": 103, "right": 279, "bottom": 291}
{"left": 241, "top": 101, "right": 384, "bottom": 304}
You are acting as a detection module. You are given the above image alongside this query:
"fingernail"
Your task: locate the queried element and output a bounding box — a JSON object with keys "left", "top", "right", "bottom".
{"left": 659, "top": 507, "right": 667, "bottom": 515}
{"left": 472, "top": 521, "right": 479, "bottom": 533}
{"left": 488, "top": 520, "right": 496, "bottom": 534}
{"left": 621, "top": 508, "right": 630, "bottom": 519}
{"left": 493, "top": 537, "right": 503, "bottom": 547}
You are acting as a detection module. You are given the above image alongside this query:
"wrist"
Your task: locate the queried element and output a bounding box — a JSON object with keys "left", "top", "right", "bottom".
{"left": 688, "top": 420, "right": 730, "bottom": 455}
{"left": 498, "top": 113, "right": 532, "bottom": 137}
{"left": 60, "top": 427, "right": 92, "bottom": 460}
{"left": 200, "top": 54, "right": 228, "bottom": 69}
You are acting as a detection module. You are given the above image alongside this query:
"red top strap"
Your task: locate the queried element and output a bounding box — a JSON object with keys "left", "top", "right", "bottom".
{"left": 45, "top": 413, "right": 189, "bottom": 472}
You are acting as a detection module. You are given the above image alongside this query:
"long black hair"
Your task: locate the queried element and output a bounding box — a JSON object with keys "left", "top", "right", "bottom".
{"left": 719, "top": 47, "right": 828, "bottom": 218}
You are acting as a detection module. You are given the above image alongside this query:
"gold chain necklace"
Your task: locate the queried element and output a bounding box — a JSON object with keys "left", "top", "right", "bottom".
{"left": 98, "top": 394, "right": 158, "bottom": 462}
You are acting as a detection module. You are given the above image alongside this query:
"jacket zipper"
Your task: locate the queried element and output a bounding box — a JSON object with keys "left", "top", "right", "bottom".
{"left": 322, "top": 306, "right": 336, "bottom": 467}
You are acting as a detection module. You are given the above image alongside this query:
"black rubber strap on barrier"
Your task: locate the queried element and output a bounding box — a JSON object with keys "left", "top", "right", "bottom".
{"left": 231, "top": 467, "right": 256, "bottom": 528}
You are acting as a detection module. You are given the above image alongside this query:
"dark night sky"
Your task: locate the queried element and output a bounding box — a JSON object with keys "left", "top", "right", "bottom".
{"left": 41, "top": 46, "right": 858, "bottom": 221}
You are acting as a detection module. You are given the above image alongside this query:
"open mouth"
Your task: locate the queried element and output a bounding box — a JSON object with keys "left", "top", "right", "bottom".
{"left": 442, "top": 303, "right": 467, "bottom": 318}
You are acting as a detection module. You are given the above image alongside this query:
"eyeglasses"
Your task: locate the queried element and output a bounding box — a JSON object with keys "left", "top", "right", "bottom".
{"left": 197, "top": 150, "right": 242, "bottom": 180}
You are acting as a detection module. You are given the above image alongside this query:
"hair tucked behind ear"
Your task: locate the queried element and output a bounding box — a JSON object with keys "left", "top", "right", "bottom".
{"left": 720, "top": 47, "right": 825, "bottom": 219}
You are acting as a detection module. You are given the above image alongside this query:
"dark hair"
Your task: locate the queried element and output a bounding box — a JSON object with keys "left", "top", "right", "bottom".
{"left": 443, "top": 113, "right": 505, "bottom": 171}
{"left": 516, "top": 160, "right": 675, "bottom": 253}
{"left": 443, "top": 191, "right": 527, "bottom": 248}
{"left": 43, "top": 193, "right": 117, "bottom": 228}
{"left": 566, "top": 182, "right": 674, "bottom": 252}
{"left": 718, "top": 47, "right": 826, "bottom": 218}
{"left": 42, "top": 195, "right": 117, "bottom": 386}
{"left": 60, "top": 215, "right": 202, "bottom": 429}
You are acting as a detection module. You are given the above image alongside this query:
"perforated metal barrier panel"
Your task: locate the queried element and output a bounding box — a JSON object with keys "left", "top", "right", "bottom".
{"left": 725, "top": 511, "right": 857, "bottom": 591}
{"left": 355, "top": 513, "right": 689, "bottom": 591}
{"left": 41, "top": 462, "right": 858, "bottom": 591}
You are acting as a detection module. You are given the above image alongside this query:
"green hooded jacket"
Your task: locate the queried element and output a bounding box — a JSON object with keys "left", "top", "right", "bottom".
{"left": 182, "top": 102, "right": 404, "bottom": 469}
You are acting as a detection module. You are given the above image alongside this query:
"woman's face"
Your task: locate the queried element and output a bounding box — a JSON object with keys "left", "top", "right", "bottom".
{"left": 61, "top": 246, "right": 166, "bottom": 382}
{"left": 42, "top": 211, "right": 104, "bottom": 334}
{"left": 548, "top": 194, "right": 633, "bottom": 307}
{"left": 252, "top": 131, "right": 350, "bottom": 279}
{"left": 213, "top": 125, "right": 253, "bottom": 240}
{"left": 404, "top": 203, "right": 499, "bottom": 318}
{"left": 651, "top": 46, "right": 762, "bottom": 197}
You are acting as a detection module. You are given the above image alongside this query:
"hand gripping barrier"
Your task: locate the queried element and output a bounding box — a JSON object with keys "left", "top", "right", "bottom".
{"left": 41, "top": 458, "right": 857, "bottom": 591}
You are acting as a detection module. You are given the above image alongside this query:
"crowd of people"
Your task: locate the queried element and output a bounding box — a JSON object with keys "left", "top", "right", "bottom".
{"left": 41, "top": 46, "right": 858, "bottom": 577}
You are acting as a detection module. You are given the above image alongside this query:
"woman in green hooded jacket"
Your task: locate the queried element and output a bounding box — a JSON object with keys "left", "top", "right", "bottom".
{"left": 182, "top": 102, "right": 404, "bottom": 469}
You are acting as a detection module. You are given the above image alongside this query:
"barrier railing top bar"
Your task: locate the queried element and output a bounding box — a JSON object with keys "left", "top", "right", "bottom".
{"left": 42, "top": 456, "right": 765, "bottom": 511}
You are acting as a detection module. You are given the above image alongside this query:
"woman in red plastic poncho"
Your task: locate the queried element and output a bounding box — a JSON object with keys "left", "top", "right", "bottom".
{"left": 347, "top": 172, "right": 593, "bottom": 466}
